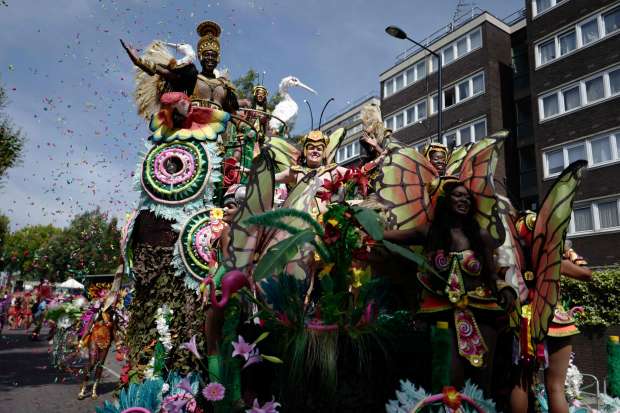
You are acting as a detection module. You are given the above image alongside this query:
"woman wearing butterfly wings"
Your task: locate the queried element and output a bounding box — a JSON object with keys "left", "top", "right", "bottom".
{"left": 381, "top": 137, "right": 514, "bottom": 396}
{"left": 504, "top": 160, "right": 592, "bottom": 413}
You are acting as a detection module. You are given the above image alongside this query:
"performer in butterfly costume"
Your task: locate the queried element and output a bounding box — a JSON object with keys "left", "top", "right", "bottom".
{"left": 496, "top": 160, "right": 593, "bottom": 413}
{"left": 380, "top": 133, "right": 512, "bottom": 393}
{"left": 77, "top": 270, "right": 125, "bottom": 400}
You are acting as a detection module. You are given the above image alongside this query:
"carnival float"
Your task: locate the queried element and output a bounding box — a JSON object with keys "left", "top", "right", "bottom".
{"left": 43, "top": 18, "right": 620, "bottom": 413}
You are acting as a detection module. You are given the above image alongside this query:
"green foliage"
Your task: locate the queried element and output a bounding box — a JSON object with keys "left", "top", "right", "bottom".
{"left": 253, "top": 229, "right": 315, "bottom": 281}
{"left": 0, "top": 214, "right": 9, "bottom": 251}
{"left": 1, "top": 224, "right": 62, "bottom": 278}
{"left": 352, "top": 207, "right": 383, "bottom": 241}
{"left": 0, "top": 209, "right": 120, "bottom": 281}
{"left": 0, "top": 82, "right": 25, "bottom": 182}
{"left": 562, "top": 266, "right": 620, "bottom": 330}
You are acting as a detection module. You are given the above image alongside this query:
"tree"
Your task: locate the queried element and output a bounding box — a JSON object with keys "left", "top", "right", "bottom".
{"left": 1, "top": 224, "right": 62, "bottom": 279}
{"left": 60, "top": 209, "right": 121, "bottom": 277}
{"left": 0, "top": 82, "right": 25, "bottom": 182}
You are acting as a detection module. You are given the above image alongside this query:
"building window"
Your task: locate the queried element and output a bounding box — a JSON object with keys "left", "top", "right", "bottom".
{"left": 566, "top": 143, "right": 586, "bottom": 164}
{"left": 336, "top": 140, "right": 361, "bottom": 164}
{"left": 444, "top": 87, "right": 456, "bottom": 108}
{"left": 569, "top": 197, "right": 620, "bottom": 235}
{"left": 535, "top": 4, "right": 620, "bottom": 67}
{"left": 559, "top": 30, "right": 577, "bottom": 55}
{"left": 598, "top": 200, "right": 620, "bottom": 228}
{"left": 543, "top": 129, "right": 620, "bottom": 177}
{"left": 538, "top": 65, "right": 620, "bottom": 121}
{"left": 572, "top": 206, "right": 594, "bottom": 232}
{"left": 440, "top": 118, "right": 486, "bottom": 147}
{"left": 546, "top": 149, "right": 564, "bottom": 175}
{"left": 406, "top": 67, "right": 416, "bottom": 86}
{"left": 417, "top": 100, "right": 427, "bottom": 120}
{"left": 416, "top": 60, "right": 426, "bottom": 80}
{"left": 580, "top": 18, "right": 600, "bottom": 45}
{"left": 542, "top": 94, "right": 559, "bottom": 118}
{"left": 532, "top": 0, "right": 567, "bottom": 17}
{"left": 609, "top": 68, "right": 620, "bottom": 94}
{"left": 384, "top": 79, "right": 394, "bottom": 97}
{"left": 562, "top": 86, "right": 581, "bottom": 111}
{"left": 591, "top": 135, "right": 612, "bottom": 164}
{"left": 395, "top": 113, "right": 405, "bottom": 129}
{"left": 538, "top": 39, "right": 556, "bottom": 65}
{"left": 604, "top": 6, "right": 620, "bottom": 34}
{"left": 439, "top": 72, "right": 484, "bottom": 110}
{"left": 384, "top": 117, "right": 394, "bottom": 131}
{"left": 470, "top": 29, "right": 482, "bottom": 50}
{"left": 395, "top": 74, "right": 404, "bottom": 91}
{"left": 585, "top": 75, "right": 605, "bottom": 103}
{"left": 348, "top": 124, "right": 363, "bottom": 135}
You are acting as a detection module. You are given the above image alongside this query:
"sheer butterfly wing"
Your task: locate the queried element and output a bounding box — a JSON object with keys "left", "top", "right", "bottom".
{"left": 257, "top": 170, "right": 324, "bottom": 280}
{"left": 530, "top": 160, "right": 587, "bottom": 343}
{"left": 325, "top": 128, "right": 346, "bottom": 165}
{"left": 224, "top": 150, "right": 276, "bottom": 273}
{"left": 263, "top": 136, "right": 301, "bottom": 174}
{"left": 458, "top": 136, "right": 506, "bottom": 248}
{"left": 376, "top": 147, "right": 437, "bottom": 230}
{"left": 445, "top": 143, "right": 472, "bottom": 176}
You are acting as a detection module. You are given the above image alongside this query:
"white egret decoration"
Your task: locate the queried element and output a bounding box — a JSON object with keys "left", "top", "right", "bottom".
{"left": 269, "top": 76, "right": 317, "bottom": 134}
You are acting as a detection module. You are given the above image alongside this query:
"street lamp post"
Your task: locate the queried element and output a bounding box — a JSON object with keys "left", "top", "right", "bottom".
{"left": 385, "top": 26, "right": 443, "bottom": 142}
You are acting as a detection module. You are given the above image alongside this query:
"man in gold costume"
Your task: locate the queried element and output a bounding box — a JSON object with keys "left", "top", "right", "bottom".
{"left": 120, "top": 20, "right": 239, "bottom": 114}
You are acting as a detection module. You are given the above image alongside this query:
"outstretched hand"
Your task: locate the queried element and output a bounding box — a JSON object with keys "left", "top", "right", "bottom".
{"left": 120, "top": 39, "right": 140, "bottom": 64}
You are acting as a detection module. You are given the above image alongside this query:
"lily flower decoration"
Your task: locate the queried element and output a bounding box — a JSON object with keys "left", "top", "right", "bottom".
{"left": 246, "top": 397, "right": 281, "bottom": 413}
{"left": 232, "top": 335, "right": 256, "bottom": 360}
{"left": 182, "top": 335, "right": 202, "bottom": 360}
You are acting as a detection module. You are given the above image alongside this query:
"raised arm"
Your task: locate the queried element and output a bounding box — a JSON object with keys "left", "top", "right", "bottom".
{"left": 120, "top": 39, "right": 179, "bottom": 81}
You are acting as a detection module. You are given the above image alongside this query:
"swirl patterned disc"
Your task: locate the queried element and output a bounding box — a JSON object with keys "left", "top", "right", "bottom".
{"left": 141, "top": 141, "right": 211, "bottom": 204}
{"left": 179, "top": 209, "right": 224, "bottom": 282}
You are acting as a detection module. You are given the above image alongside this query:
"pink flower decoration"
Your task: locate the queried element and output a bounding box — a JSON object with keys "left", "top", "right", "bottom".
{"left": 246, "top": 397, "right": 281, "bottom": 413}
{"left": 202, "top": 382, "right": 225, "bottom": 402}
{"left": 182, "top": 335, "right": 202, "bottom": 360}
{"left": 232, "top": 335, "right": 255, "bottom": 361}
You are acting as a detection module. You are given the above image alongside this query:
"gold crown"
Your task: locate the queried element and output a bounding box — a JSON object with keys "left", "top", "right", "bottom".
{"left": 196, "top": 21, "right": 221, "bottom": 57}
{"left": 252, "top": 85, "right": 268, "bottom": 95}
{"left": 423, "top": 142, "right": 448, "bottom": 159}
{"left": 302, "top": 130, "right": 328, "bottom": 148}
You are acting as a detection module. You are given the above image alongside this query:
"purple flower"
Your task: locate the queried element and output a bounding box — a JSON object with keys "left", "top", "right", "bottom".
{"left": 232, "top": 335, "right": 255, "bottom": 361}
{"left": 176, "top": 377, "right": 194, "bottom": 394}
{"left": 202, "top": 382, "right": 226, "bottom": 401}
{"left": 182, "top": 335, "right": 202, "bottom": 360}
{"left": 246, "top": 397, "right": 281, "bottom": 413}
{"left": 243, "top": 348, "right": 262, "bottom": 369}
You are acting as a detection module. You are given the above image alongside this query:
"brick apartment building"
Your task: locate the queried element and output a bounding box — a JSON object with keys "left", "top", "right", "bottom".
{"left": 525, "top": 0, "right": 620, "bottom": 265}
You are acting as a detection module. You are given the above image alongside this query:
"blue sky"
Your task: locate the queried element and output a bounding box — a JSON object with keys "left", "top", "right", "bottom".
{"left": 0, "top": 0, "right": 523, "bottom": 229}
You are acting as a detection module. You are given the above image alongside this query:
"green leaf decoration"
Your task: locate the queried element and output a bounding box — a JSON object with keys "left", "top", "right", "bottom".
{"left": 253, "top": 331, "right": 270, "bottom": 345}
{"left": 383, "top": 240, "right": 442, "bottom": 282}
{"left": 244, "top": 208, "right": 324, "bottom": 237}
{"left": 353, "top": 207, "right": 384, "bottom": 241}
{"left": 261, "top": 354, "right": 284, "bottom": 364}
{"left": 253, "top": 229, "right": 315, "bottom": 282}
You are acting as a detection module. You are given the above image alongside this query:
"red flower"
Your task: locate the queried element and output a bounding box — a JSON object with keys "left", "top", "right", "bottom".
{"left": 442, "top": 386, "right": 462, "bottom": 410}
{"left": 321, "top": 175, "right": 343, "bottom": 195}
{"left": 323, "top": 221, "right": 341, "bottom": 244}
{"left": 223, "top": 158, "right": 241, "bottom": 187}
{"left": 317, "top": 190, "right": 332, "bottom": 203}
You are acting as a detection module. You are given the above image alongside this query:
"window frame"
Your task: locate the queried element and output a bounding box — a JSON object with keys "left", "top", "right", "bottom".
{"left": 542, "top": 129, "right": 620, "bottom": 178}
{"left": 568, "top": 197, "right": 620, "bottom": 235}
{"left": 440, "top": 117, "right": 487, "bottom": 147}
{"left": 532, "top": 0, "right": 568, "bottom": 19}
{"left": 538, "top": 64, "right": 620, "bottom": 122}
{"left": 534, "top": 4, "right": 620, "bottom": 68}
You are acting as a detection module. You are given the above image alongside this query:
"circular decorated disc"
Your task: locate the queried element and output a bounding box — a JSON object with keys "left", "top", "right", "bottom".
{"left": 179, "top": 208, "right": 225, "bottom": 282}
{"left": 141, "top": 141, "right": 211, "bottom": 204}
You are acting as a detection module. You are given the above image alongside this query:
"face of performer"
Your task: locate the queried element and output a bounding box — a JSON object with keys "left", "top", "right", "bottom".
{"left": 429, "top": 150, "right": 447, "bottom": 175}
{"left": 449, "top": 184, "right": 471, "bottom": 216}
{"left": 305, "top": 143, "right": 325, "bottom": 168}
{"left": 254, "top": 89, "right": 267, "bottom": 105}
{"left": 223, "top": 201, "right": 238, "bottom": 223}
{"left": 200, "top": 50, "right": 219, "bottom": 73}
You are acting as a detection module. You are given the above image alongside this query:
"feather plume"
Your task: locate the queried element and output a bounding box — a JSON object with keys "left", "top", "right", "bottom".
{"left": 134, "top": 41, "right": 174, "bottom": 120}
{"left": 360, "top": 103, "right": 385, "bottom": 146}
